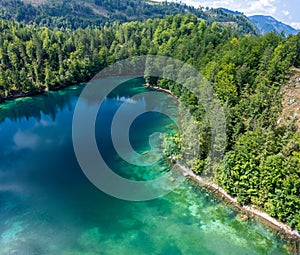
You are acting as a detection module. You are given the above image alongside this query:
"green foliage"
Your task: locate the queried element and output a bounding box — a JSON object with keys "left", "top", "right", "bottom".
{"left": 0, "top": 13, "right": 300, "bottom": 231}
{"left": 163, "top": 133, "right": 182, "bottom": 158}
{"left": 0, "top": 0, "right": 259, "bottom": 33}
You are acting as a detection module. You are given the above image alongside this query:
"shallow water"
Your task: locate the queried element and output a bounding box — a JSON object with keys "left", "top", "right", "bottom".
{"left": 0, "top": 78, "right": 290, "bottom": 254}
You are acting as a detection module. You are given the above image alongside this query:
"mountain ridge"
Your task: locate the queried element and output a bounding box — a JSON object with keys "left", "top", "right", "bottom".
{"left": 0, "top": 0, "right": 258, "bottom": 34}
{"left": 1, "top": 1, "right": 298, "bottom": 36}
{"left": 249, "top": 14, "right": 299, "bottom": 35}
{"left": 217, "top": 8, "right": 299, "bottom": 35}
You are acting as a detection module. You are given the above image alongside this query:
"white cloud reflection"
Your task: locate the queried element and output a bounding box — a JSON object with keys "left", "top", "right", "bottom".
{"left": 13, "top": 131, "right": 40, "bottom": 150}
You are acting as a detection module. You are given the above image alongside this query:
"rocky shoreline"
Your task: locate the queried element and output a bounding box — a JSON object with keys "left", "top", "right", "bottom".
{"left": 146, "top": 83, "right": 300, "bottom": 244}
{"left": 144, "top": 83, "right": 174, "bottom": 96}
{"left": 3, "top": 81, "right": 300, "bottom": 245}
{"left": 175, "top": 162, "right": 300, "bottom": 243}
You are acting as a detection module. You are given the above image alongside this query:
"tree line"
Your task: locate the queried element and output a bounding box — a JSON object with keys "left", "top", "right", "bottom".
{"left": 1, "top": 14, "right": 300, "bottom": 231}
{"left": 0, "top": 0, "right": 258, "bottom": 33}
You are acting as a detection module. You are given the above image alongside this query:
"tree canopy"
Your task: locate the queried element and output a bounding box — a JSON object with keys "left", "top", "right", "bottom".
{"left": 0, "top": 13, "right": 300, "bottom": 231}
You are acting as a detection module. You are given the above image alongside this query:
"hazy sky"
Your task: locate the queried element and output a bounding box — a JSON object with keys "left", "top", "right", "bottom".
{"left": 175, "top": 0, "right": 300, "bottom": 29}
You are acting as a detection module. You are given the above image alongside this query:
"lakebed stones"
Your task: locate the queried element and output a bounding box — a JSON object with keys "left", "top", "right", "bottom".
{"left": 237, "top": 214, "right": 249, "bottom": 221}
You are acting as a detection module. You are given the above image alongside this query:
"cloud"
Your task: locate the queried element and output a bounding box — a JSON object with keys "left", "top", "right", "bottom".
{"left": 181, "top": 0, "right": 278, "bottom": 16}
{"left": 116, "top": 96, "right": 137, "bottom": 104}
{"left": 241, "top": 0, "right": 278, "bottom": 16}
{"left": 165, "top": 0, "right": 299, "bottom": 32}
{"left": 196, "top": 0, "right": 237, "bottom": 9}
{"left": 34, "top": 119, "right": 55, "bottom": 127}
{"left": 291, "top": 22, "right": 300, "bottom": 30}
{"left": 13, "top": 131, "right": 40, "bottom": 150}
{"left": 282, "top": 10, "right": 289, "bottom": 16}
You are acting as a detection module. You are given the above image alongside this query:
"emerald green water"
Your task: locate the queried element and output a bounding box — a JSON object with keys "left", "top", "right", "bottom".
{"left": 0, "top": 78, "right": 291, "bottom": 254}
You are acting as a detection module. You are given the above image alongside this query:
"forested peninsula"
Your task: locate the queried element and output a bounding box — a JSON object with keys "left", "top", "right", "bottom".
{"left": 1, "top": 13, "right": 300, "bottom": 235}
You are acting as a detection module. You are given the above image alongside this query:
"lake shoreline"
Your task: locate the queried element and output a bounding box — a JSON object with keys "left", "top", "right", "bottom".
{"left": 174, "top": 162, "right": 300, "bottom": 243}
{"left": 145, "top": 84, "right": 300, "bottom": 243}
{"left": 144, "top": 83, "right": 174, "bottom": 96}
{"left": 3, "top": 80, "right": 300, "bottom": 244}
{"left": 0, "top": 83, "right": 80, "bottom": 104}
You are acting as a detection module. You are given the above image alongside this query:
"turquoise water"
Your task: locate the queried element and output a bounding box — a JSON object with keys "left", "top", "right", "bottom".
{"left": 0, "top": 78, "right": 291, "bottom": 254}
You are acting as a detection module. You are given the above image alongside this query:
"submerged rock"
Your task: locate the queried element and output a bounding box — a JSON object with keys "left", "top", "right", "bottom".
{"left": 237, "top": 214, "right": 249, "bottom": 221}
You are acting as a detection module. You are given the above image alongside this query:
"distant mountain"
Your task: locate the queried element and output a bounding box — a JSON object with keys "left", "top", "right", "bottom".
{"left": 2, "top": 0, "right": 298, "bottom": 37}
{"left": 249, "top": 15, "right": 299, "bottom": 35}
{"left": 0, "top": 0, "right": 258, "bottom": 34}
{"left": 216, "top": 9, "right": 299, "bottom": 36}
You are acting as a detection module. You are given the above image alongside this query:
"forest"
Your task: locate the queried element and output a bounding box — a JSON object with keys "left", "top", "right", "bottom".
{"left": 1, "top": 13, "right": 300, "bottom": 231}
{"left": 0, "top": 0, "right": 257, "bottom": 33}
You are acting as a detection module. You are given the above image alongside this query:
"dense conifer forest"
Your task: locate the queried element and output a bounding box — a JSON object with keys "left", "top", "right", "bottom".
{"left": 0, "top": 0, "right": 258, "bottom": 32}
{"left": 1, "top": 3, "right": 300, "bottom": 232}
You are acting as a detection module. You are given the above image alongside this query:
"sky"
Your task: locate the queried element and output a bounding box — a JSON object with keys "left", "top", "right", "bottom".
{"left": 174, "top": 0, "right": 300, "bottom": 29}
